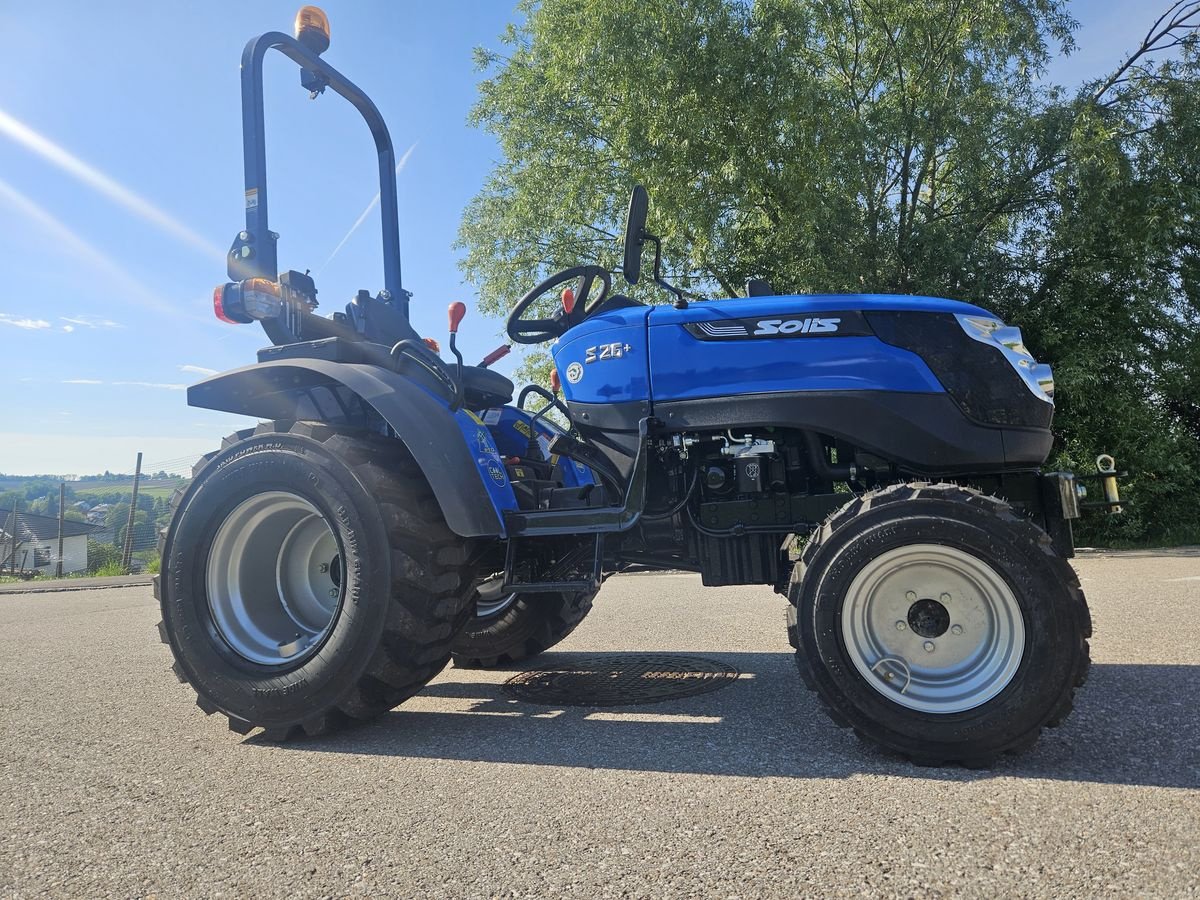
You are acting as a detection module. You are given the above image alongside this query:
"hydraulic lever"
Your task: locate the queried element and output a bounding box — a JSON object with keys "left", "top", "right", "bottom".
{"left": 446, "top": 302, "right": 467, "bottom": 411}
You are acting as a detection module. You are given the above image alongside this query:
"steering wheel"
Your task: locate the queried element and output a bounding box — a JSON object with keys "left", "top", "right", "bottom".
{"left": 506, "top": 265, "right": 611, "bottom": 344}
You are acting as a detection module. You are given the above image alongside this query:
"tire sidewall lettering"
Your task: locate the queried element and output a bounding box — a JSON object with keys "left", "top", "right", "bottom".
{"left": 163, "top": 435, "right": 389, "bottom": 718}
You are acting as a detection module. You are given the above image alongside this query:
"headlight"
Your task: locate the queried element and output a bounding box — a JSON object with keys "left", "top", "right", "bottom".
{"left": 955, "top": 315, "right": 1054, "bottom": 402}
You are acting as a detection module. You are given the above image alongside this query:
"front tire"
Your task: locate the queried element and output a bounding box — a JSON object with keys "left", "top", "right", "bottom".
{"left": 787, "top": 482, "right": 1091, "bottom": 766}
{"left": 155, "top": 421, "right": 479, "bottom": 739}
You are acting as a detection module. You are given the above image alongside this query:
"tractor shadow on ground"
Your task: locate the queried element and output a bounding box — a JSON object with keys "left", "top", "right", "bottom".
{"left": 268, "top": 652, "right": 1200, "bottom": 789}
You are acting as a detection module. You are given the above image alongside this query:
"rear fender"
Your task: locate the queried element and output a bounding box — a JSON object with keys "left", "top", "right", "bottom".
{"left": 187, "top": 359, "right": 517, "bottom": 538}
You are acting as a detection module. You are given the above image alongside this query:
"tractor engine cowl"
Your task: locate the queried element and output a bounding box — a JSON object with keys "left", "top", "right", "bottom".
{"left": 865, "top": 310, "right": 1055, "bottom": 430}
{"left": 955, "top": 315, "right": 1055, "bottom": 402}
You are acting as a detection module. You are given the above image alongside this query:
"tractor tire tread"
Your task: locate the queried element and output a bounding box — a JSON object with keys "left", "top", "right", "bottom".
{"left": 160, "top": 420, "right": 479, "bottom": 739}
{"left": 788, "top": 481, "right": 1091, "bottom": 767}
{"left": 452, "top": 589, "right": 596, "bottom": 669}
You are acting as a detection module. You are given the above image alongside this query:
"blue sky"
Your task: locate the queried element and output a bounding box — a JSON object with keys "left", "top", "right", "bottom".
{"left": 0, "top": 0, "right": 1162, "bottom": 476}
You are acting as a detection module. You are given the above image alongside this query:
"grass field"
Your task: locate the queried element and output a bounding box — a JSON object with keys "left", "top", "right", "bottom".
{"left": 71, "top": 481, "right": 185, "bottom": 501}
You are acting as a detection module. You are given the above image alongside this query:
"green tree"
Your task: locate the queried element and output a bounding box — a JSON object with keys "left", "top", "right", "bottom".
{"left": 461, "top": 0, "right": 1080, "bottom": 309}
{"left": 105, "top": 503, "right": 129, "bottom": 531}
{"left": 459, "top": 0, "right": 1200, "bottom": 543}
{"left": 26, "top": 485, "right": 78, "bottom": 519}
{"left": 86, "top": 539, "right": 121, "bottom": 574}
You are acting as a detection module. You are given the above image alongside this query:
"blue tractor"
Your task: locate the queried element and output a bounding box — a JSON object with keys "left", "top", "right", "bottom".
{"left": 156, "top": 8, "right": 1115, "bottom": 766}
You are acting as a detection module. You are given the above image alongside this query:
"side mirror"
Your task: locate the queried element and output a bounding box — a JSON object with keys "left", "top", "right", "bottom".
{"left": 622, "top": 184, "right": 649, "bottom": 285}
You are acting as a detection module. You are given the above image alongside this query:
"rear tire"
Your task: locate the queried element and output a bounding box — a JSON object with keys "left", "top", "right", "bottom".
{"left": 451, "top": 576, "right": 596, "bottom": 668}
{"left": 787, "top": 482, "right": 1091, "bottom": 767}
{"left": 154, "top": 421, "right": 479, "bottom": 739}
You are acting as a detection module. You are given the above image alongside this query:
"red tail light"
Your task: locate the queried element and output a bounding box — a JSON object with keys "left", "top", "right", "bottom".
{"left": 213, "top": 283, "right": 251, "bottom": 324}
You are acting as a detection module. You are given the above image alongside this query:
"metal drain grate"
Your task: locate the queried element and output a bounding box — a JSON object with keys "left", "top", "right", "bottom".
{"left": 502, "top": 654, "right": 740, "bottom": 707}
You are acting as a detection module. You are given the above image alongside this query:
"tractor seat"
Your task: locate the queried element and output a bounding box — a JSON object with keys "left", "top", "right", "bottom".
{"left": 462, "top": 366, "right": 514, "bottom": 409}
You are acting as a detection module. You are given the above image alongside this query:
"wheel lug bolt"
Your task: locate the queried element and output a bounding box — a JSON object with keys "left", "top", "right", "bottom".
{"left": 951, "top": 624, "right": 963, "bottom": 635}
{"left": 318, "top": 563, "right": 329, "bottom": 573}
{"left": 328, "top": 588, "right": 338, "bottom": 599}
{"left": 940, "top": 592, "right": 951, "bottom": 603}
{"left": 923, "top": 641, "right": 936, "bottom": 653}
{"left": 895, "top": 621, "right": 907, "bottom": 631}
{"left": 905, "top": 591, "right": 917, "bottom": 602}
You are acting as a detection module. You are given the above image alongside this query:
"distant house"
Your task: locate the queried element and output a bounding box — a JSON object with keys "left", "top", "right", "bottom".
{"left": 0, "top": 508, "right": 102, "bottom": 575}
{"left": 85, "top": 504, "right": 110, "bottom": 524}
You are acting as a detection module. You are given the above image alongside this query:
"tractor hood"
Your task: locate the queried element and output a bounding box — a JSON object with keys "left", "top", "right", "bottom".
{"left": 647, "top": 292, "right": 991, "bottom": 329}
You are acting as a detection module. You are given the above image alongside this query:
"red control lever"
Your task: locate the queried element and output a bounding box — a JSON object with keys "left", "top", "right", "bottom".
{"left": 448, "top": 301, "right": 467, "bottom": 334}
{"left": 550, "top": 369, "right": 562, "bottom": 395}
{"left": 561, "top": 287, "right": 576, "bottom": 315}
{"left": 480, "top": 344, "right": 511, "bottom": 368}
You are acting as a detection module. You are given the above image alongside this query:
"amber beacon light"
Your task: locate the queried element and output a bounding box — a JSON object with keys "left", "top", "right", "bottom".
{"left": 294, "top": 6, "right": 331, "bottom": 54}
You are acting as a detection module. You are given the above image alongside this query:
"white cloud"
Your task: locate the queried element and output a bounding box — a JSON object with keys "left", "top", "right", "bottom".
{"left": 179, "top": 364, "right": 219, "bottom": 376}
{"left": 112, "top": 381, "right": 187, "bottom": 391}
{"left": 0, "top": 313, "right": 51, "bottom": 329}
{"left": 0, "top": 312, "right": 122, "bottom": 333}
{"left": 60, "top": 315, "right": 123, "bottom": 329}
{"left": 61, "top": 378, "right": 185, "bottom": 390}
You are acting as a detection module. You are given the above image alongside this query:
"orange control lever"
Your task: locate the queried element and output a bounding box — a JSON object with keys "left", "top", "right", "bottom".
{"left": 550, "top": 369, "right": 562, "bottom": 395}
{"left": 561, "top": 287, "right": 576, "bottom": 314}
{"left": 480, "top": 344, "right": 511, "bottom": 368}
{"left": 448, "top": 301, "right": 467, "bottom": 333}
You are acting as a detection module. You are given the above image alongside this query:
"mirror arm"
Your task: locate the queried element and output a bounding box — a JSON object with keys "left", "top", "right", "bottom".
{"left": 645, "top": 233, "right": 686, "bottom": 309}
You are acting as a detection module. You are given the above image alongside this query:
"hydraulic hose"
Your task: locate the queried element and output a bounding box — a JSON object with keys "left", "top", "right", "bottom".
{"left": 803, "top": 431, "right": 855, "bottom": 481}
{"left": 643, "top": 470, "right": 699, "bottom": 521}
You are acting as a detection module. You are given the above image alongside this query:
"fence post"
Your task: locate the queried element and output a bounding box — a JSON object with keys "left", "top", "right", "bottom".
{"left": 5, "top": 500, "right": 19, "bottom": 574}
{"left": 120, "top": 452, "right": 143, "bottom": 574}
{"left": 2, "top": 505, "right": 15, "bottom": 574}
{"left": 56, "top": 482, "right": 65, "bottom": 578}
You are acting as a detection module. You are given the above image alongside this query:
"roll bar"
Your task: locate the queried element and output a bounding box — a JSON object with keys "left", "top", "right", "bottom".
{"left": 230, "top": 30, "right": 409, "bottom": 318}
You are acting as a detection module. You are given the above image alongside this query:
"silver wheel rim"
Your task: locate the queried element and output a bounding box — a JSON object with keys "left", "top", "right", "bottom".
{"left": 840, "top": 543, "right": 1025, "bottom": 714}
{"left": 206, "top": 491, "right": 342, "bottom": 666}
{"left": 475, "top": 575, "right": 517, "bottom": 619}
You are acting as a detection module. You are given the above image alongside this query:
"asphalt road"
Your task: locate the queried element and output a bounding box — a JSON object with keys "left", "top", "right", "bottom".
{"left": 2, "top": 552, "right": 1198, "bottom": 898}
